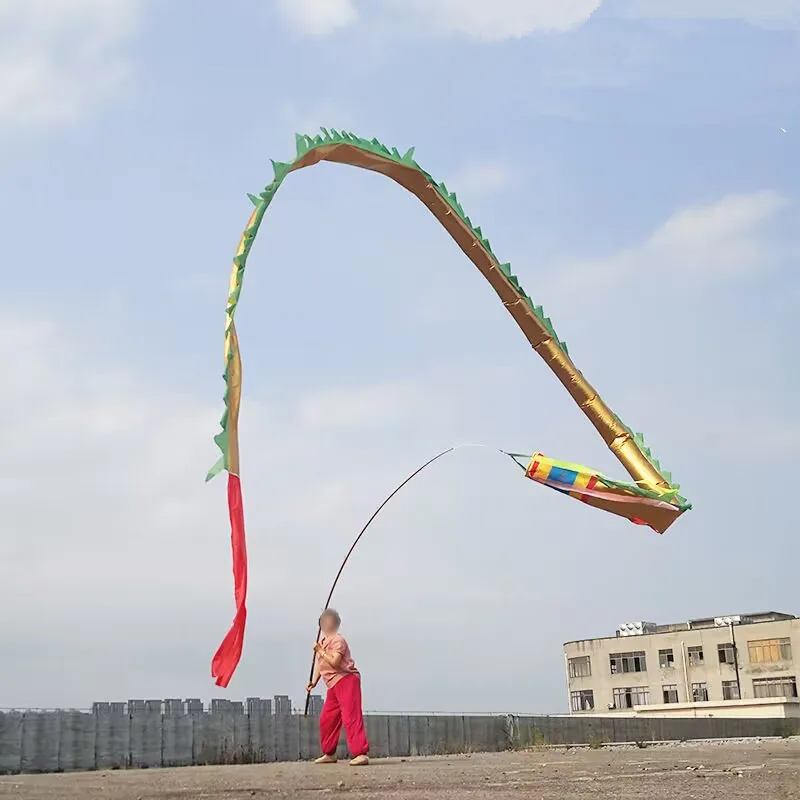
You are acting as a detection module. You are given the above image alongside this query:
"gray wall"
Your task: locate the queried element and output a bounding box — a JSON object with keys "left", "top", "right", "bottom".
{"left": 1, "top": 708, "right": 798, "bottom": 774}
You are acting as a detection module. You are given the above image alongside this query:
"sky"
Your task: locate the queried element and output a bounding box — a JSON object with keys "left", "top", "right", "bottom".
{"left": 0, "top": 0, "right": 798, "bottom": 714}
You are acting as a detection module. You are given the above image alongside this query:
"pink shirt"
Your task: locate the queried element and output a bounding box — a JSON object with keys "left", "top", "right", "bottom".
{"left": 317, "top": 633, "right": 359, "bottom": 689}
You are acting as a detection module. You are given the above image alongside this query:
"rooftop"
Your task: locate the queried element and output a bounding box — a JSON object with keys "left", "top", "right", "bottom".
{"left": 565, "top": 611, "right": 796, "bottom": 645}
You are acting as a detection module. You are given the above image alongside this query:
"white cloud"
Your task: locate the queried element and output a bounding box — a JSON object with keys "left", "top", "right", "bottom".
{"left": 274, "top": 0, "right": 359, "bottom": 37}
{"left": 273, "top": 0, "right": 800, "bottom": 39}
{"left": 645, "top": 191, "right": 787, "bottom": 272}
{"left": 534, "top": 189, "right": 798, "bottom": 475}
{"left": 550, "top": 191, "right": 788, "bottom": 296}
{"left": 273, "top": 0, "right": 601, "bottom": 40}
{"left": 620, "top": 0, "right": 800, "bottom": 27}
{"left": 382, "top": 0, "right": 603, "bottom": 39}
{"left": 0, "top": 0, "right": 139, "bottom": 128}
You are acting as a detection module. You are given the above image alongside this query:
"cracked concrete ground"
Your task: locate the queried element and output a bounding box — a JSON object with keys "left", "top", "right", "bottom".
{"left": 2, "top": 738, "right": 799, "bottom": 799}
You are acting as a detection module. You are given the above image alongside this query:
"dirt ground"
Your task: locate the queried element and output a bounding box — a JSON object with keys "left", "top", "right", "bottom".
{"left": 2, "top": 738, "right": 799, "bottom": 799}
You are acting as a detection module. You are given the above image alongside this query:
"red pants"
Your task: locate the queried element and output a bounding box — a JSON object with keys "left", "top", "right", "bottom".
{"left": 319, "top": 674, "right": 369, "bottom": 757}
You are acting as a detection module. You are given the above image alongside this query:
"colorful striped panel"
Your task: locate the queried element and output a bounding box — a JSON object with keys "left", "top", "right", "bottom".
{"left": 524, "top": 453, "right": 682, "bottom": 534}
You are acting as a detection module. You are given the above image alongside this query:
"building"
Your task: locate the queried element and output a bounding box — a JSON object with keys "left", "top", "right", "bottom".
{"left": 564, "top": 612, "right": 800, "bottom": 718}
{"left": 246, "top": 697, "right": 272, "bottom": 716}
{"left": 308, "top": 694, "right": 324, "bottom": 717}
{"left": 273, "top": 695, "right": 292, "bottom": 716}
{"left": 184, "top": 698, "right": 204, "bottom": 714}
{"left": 163, "top": 699, "right": 183, "bottom": 716}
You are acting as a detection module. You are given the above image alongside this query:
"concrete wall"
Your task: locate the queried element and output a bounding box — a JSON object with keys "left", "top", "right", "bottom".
{"left": 632, "top": 698, "right": 800, "bottom": 718}
{"left": 513, "top": 714, "right": 800, "bottom": 746}
{"left": 1, "top": 709, "right": 798, "bottom": 774}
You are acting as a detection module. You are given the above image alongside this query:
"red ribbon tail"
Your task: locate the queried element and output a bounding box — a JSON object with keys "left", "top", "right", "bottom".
{"left": 211, "top": 606, "right": 247, "bottom": 688}
{"left": 211, "top": 474, "right": 248, "bottom": 689}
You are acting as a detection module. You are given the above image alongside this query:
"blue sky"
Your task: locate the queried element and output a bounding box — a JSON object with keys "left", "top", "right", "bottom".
{"left": 0, "top": 0, "right": 798, "bottom": 713}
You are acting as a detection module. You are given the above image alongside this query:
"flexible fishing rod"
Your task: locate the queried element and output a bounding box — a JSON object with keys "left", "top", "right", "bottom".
{"left": 303, "top": 444, "right": 528, "bottom": 715}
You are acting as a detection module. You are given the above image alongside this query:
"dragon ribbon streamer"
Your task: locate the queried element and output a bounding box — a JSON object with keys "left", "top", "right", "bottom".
{"left": 206, "top": 130, "right": 691, "bottom": 688}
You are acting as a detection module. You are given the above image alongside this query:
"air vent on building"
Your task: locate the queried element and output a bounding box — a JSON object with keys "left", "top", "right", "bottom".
{"left": 616, "top": 621, "right": 657, "bottom": 636}
{"left": 713, "top": 615, "right": 742, "bottom": 627}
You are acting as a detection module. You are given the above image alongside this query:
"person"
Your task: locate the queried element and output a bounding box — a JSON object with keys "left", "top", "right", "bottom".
{"left": 306, "top": 608, "right": 370, "bottom": 766}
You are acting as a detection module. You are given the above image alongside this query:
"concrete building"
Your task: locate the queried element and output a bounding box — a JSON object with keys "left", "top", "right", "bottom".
{"left": 308, "top": 694, "right": 324, "bottom": 717}
{"left": 273, "top": 695, "right": 292, "bottom": 716}
{"left": 184, "top": 698, "right": 204, "bottom": 714}
{"left": 564, "top": 612, "right": 800, "bottom": 718}
{"left": 163, "top": 698, "right": 183, "bottom": 716}
{"left": 246, "top": 697, "right": 272, "bottom": 716}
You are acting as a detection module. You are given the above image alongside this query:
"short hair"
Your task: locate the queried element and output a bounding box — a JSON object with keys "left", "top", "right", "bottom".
{"left": 319, "top": 608, "right": 341, "bottom": 628}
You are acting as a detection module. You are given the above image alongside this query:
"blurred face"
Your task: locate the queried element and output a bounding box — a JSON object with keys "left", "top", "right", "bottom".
{"left": 320, "top": 612, "right": 339, "bottom": 636}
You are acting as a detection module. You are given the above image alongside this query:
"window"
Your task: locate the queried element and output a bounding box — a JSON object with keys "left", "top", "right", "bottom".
{"left": 747, "top": 638, "right": 792, "bottom": 664}
{"left": 568, "top": 656, "right": 591, "bottom": 678}
{"left": 691, "top": 682, "right": 709, "bottom": 702}
{"left": 609, "top": 651, "right": 647, "bottom": 674}
{"left": 612, "top": 687, "right": 650, "bottom": 709}
{"left": 718, "top": 643, "right": 736, "bottom": 665}
{"left": 570, "top": 690, "right": 595, "bottom": 711}
{"left": 722, "top": 680, "right": 740, "bottom": 700}
{"left": 659, "top": 649, "right": 675, "bottom": 668}
{"left": 687, "top": 646, "right": 704, "bottom": 666}
{"left": 752, "top": 677, "right": 798, "bottom": 699}
{"left": 662, "top": 684, "right": 679, "bottom": 704}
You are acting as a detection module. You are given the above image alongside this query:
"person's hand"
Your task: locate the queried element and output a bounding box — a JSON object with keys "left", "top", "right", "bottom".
{"left": 306, "top": 682, "right": 316, "bottom": 693}
{"left": 313, "top": 641, "right": 323, "bottom": 653}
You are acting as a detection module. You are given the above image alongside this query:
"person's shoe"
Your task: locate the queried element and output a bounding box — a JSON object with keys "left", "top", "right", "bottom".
{"left": 349, "top": 755, "right": 369, "bottom": 766}
{"left": 314, "top": 754, "right": 337, "bottom": 764}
